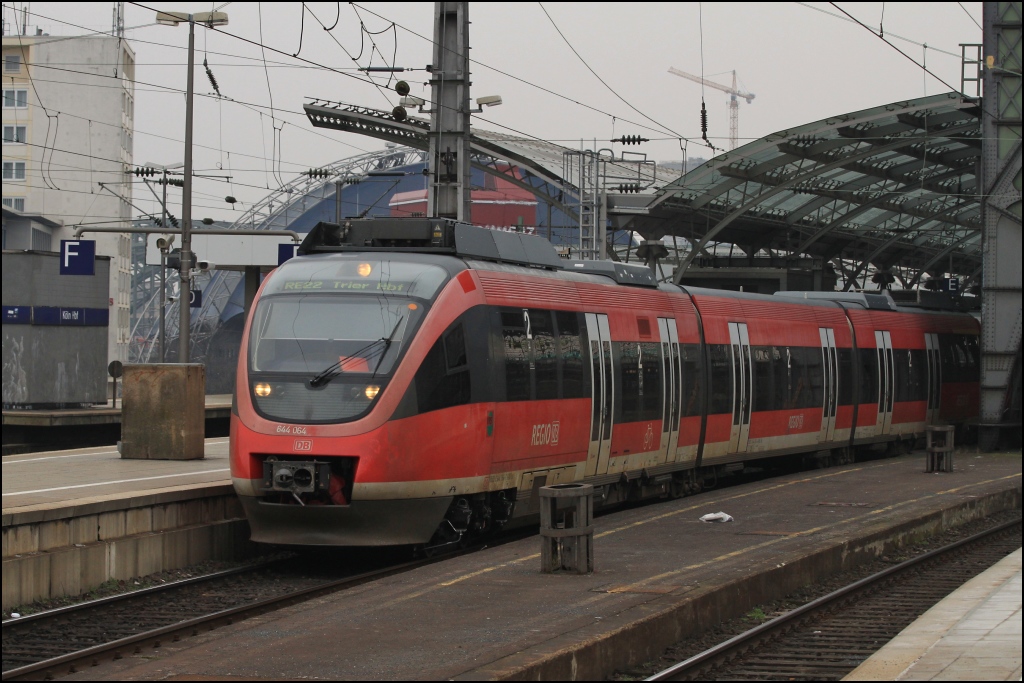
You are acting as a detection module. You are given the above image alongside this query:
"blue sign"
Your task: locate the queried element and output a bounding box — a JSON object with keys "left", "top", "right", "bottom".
{"left": 278, "top": 243, "right": 300, "bottom": 266}
{"left": 59, "top": 240, "right": 96, "bottom": 275}
{"left": 3, "top": 306, "right": 30, "bottom": 324}
{"left": 189, "top": 289, "right": 203, "bottom": 308}
{"left": 941, "top": 277, "right": 960, "bottom": 292}
{"left": 59, "top": 307, "right": 85, "bottom": 325}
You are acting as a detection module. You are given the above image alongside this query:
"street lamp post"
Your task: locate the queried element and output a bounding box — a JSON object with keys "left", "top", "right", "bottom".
{"left": 157, "top": 10, "right": 228, "bottom": 363}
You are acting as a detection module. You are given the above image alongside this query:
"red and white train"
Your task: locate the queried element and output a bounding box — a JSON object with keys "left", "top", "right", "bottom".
{"left": 230, "top": 219, "right": 980, "bottom": 546}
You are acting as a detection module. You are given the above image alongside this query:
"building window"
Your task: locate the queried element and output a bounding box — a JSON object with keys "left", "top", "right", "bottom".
{"left": 2, "top": 89, "right": 28, "bottom": 108}
{"left": 31, "top": 228, "right": 51, "bottom": 251}
{"left": 3, "top": 125, "right": 26, "bottom": 143}
{"left": 2, "top": 196, "right": 26, "bottom": 211}
{"left": 4, "top": 54, "right": 20, "bottom": 73}
{"left": 2, "top": 161, "right": 27, "bottom": 180}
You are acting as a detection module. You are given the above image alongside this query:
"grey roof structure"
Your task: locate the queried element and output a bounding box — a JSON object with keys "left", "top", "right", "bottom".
{"left": 608, "top": 93, "right": 984, "bottom": 288}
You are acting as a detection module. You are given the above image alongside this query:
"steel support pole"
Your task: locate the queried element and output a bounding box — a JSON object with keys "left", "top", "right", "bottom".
{"left": 159, "top": 250, "right": 166, "bottom": 363}
{"left": 179, "top": 16, "right": 196, "bottom": 364}
{"left": 426, "top": 1, "right": 471, "bottom": 222}
{"left": 160, "top": 170, "right": 169, "bottom": 363}
{"left": 979, "top": 1, "right": 1023, "bottom": 448}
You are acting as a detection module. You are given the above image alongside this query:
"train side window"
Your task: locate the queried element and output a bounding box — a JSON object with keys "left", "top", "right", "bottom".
{"left": 708, "top": 344, "right": 732, "bottom": 414}
{"left": 444, "top": 323, "right": 467, "bottom": 370}
{"left": 501, "top": 311, "right": 531, "bottom": 401}
{"left": 837, "top": 348, "right": 854, "bottom": 406}
{"left": 556, "top": 311, "right": 587, "bottom": 399}
{"left": 531, "top": 310, "right": 558, "bottom": 401}
{"left": 681, "top": 343, "right": 702, "bottom": 418}
{"left": 859, "top": 348, "right": 878, "bottom": 405}
{"left": 640, "top": 342, "right": 662, "bottom": 421}
{"left": 752, "top": 346, "right": 777, "bottom": 412}
{"left": 775, "top": 347, "right": 790, "bottom": 409}
{"left": 898, "top": 349, "right": 928, "bottom": 402}
{"left": 617, "top": 343, "right": 641, "bottom": 422}
{"left": 414, "top": 323, "right": 471, "bottom": 414}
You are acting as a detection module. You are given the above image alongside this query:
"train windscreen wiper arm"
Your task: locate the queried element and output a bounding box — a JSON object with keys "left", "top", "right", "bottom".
{"left": 371, "top": 317, "right": 403, "bottom": 379}
{"left": 308, "top": 335, "right": 387, "bottom": 388}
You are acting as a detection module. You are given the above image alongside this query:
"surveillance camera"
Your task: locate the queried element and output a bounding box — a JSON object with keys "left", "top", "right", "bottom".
{"left": 196, "top": 261, "right": 214, "bottom": 271}
{"left": 156, "top": 236, "right": 174, "bottom": 250}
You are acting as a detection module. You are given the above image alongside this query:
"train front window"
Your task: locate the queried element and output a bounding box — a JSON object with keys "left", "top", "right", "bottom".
{"left": 249, "top": 296, "right": 421, "bottom": 376}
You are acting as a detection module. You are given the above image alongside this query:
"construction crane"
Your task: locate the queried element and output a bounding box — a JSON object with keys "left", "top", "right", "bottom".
{"left": 668, "top": 67, "right": 755, "bottom": 151}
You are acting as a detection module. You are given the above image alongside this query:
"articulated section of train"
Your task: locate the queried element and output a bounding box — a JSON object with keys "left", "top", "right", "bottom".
{"left": 230, "top": 219, "right": 979, "bottom": 547}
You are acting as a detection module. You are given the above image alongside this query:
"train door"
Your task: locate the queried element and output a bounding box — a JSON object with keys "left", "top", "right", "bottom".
{"left": 819, "top": 328, "right": 839, "bottom": 443}
{"left": 874, "top": 330, "right": 895, "bottom": 434}
{"left": 658, "top": 318, "right": 681, "bottom": 464}
{"left": 585, "top": 313, "right": 615, "bottom": 476}
{"left": 727, "top": 322, "right": 752, "bottom": 453}
{"left": 924, "top": 332, "right": 942, "bottom": 424}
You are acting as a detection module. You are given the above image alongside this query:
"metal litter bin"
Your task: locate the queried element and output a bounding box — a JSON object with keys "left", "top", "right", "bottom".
{"left": 539, "top": 483, "right": 594, "bottom": 574}
{"left": 926, "top": 425, "right": 955, "bottom": 472}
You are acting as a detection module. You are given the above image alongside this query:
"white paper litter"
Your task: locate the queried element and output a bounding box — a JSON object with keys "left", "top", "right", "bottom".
{"left": 699, "top": 511, "right": 734, "bottom": 523}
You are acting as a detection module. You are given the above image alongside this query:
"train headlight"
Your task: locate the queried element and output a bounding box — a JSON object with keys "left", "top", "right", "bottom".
{"left": 365, "top": 385, "right": 380, "bottom": 400}
{"left": 254, "top": 382, "right": 272, "bottom": 397}
{"left": 357, "top": 262, "right": 372, "bottom": 277}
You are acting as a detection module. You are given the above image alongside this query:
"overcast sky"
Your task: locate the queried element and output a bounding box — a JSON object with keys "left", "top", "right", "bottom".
{"left": 8, "top": 2, "right": 983, "bottom": 222}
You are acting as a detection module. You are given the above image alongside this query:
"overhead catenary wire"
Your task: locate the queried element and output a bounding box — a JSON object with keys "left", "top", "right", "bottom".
{"left": 536, "top": 2, "right": 687, "bottom": 142}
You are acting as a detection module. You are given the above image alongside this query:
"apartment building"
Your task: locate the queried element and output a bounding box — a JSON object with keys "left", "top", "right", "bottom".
{"left": 3, "top": 30, "right": 136, "bottom": 363}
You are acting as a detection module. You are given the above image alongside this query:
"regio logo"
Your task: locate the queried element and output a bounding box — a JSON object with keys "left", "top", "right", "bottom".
{"left": 531, "top": 421, "right": 560, "bottom": 446}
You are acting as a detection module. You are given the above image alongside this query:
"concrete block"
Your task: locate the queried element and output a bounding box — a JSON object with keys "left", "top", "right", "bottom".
{"left": 48, "top": 546, "right": 82, "bottom": 599}
{"left": 125, "top": 507, "right": 152, "bottom": 536}
{"left": 178, "top": 499, "right": 204, "bottom": 527}
{"left": 4, "top": 525, "right": 39, "bottom": 556}
{"left": 69, "top": 514, "right": 99, "bottom": 545}
{"left": 162, "top": 527, "right": 191, "bottom": 570}
{"left": 186, "top": 524, "right": 214, "bottom": 565}
{"left": 152, "top": 503, "right": 178, "bottom": 532}
{"left": 15, "top": 553, "right": 51, "bottom": 607}
{"left": 202, "top": 497, "right": 226, "bottom": 524}
{"left": 135, "top": 533, "right": 164, "bottom": 577}
{"left": 2, "top": 558, "right": 22, "bottom": 609}
{"left": 80, "top": 542, "right": 109, "bottom": 590}
{"left": 97, "top": 510, "right": 127, "bottom": 541}
{"left": 121, "top": 364, "right": 205, "bottom": 460}
{"left": 109, "top": 536, "right": 139, "bottom": 580}
{"left": 38, "top": 519, "right": 71, "bottom": 551}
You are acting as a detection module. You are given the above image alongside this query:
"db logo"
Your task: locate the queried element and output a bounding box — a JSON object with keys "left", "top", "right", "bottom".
{"left": 293, "top": 439, "right": 313, "bottom": 452}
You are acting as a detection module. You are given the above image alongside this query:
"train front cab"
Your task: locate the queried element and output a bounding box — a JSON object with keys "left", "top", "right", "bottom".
{"left": 230, "top": 254, "right": 499, "bottom": 546}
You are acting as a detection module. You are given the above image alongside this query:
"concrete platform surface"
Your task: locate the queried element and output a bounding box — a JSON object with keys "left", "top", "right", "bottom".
{"left": 1, "top": 438, "right": 230, "bottom": 516}
{"left": 65, "top": 451, "right": 1022, "bottom": 682}
{"left": 845, "top": 547, "right": 1022, "bottom": 681}
{"left": 1, "top": 394, "right": 232, "bottom": 429}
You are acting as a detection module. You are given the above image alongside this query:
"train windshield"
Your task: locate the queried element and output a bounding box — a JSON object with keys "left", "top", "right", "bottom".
{"left": 249, "top": 296, "right": 423, "bottom": 376}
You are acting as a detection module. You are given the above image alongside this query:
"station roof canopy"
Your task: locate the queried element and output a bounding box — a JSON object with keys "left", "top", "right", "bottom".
{"left": 306, "top": 93, "right": 984, "bottom": 287}
{"left": 609, "top": 93, "right": 983, "bottom": 286}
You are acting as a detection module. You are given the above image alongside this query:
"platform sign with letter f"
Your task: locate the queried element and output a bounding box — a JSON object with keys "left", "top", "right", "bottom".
{"left": 60, "top": 240, "right": 96, "bottom": 275}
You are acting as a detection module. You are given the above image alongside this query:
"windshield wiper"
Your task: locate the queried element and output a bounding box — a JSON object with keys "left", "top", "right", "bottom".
{"left": 309, "top": 337, "right": 385, "bottom": 388}
{"left": 371, "top": 317, "right": 404, "bottom": 378}
{"left": 307, "top": 317, "right": 404, "bottom": 388}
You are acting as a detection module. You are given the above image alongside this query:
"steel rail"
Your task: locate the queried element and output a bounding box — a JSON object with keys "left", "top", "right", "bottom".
{"left": 0, "top": 555, "right": 441, "bottom": 681}
{"left": 646, "top": 516, "right": 1022, "bottom": 681}
{"left": 1, "top": 559, "right": 287, "bottom": 630}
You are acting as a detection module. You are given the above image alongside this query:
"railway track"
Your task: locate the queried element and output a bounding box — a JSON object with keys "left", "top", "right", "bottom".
{"left": 0, "top": 550, "right": 443, "bottom": 681}
{"left": 646, "top": 517, "right": 1022, "bottom": 681}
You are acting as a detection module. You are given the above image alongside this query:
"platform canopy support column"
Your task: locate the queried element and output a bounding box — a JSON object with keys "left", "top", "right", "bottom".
{"left": 979, "top": 1, "right": 1023, "bottom": 449}
{"left": 426, "top": 1, "right": 472, "bottom": 223}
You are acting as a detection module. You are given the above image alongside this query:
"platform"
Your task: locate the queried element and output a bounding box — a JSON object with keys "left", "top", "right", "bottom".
{"left": 2, "top": 438, "right": 250, "bottom": 611}
{"left": 63, "top": 451, "right": 1021, "bottom": 681}
{"left": 845, "top": 547, "right": 1022, "bottom": 681}
{"left": 2, "top": 394, "right": 233, "bottom": 456}
{"left": 1, "top": 394, "right": 232, "bottom": 430}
